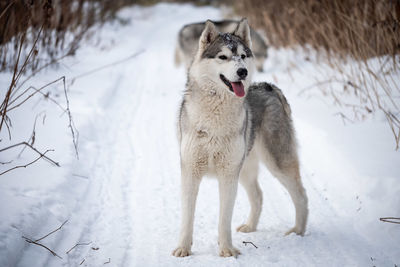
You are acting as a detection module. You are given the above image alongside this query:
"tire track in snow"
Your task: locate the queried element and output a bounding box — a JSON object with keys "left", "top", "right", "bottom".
{"left": 45, "top": 72, "right": 143, "bottom": 266}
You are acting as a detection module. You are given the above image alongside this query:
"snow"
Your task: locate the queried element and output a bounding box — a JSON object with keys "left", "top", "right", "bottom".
{"left": 0, "top": 3, "right": 399, "bottom": 267}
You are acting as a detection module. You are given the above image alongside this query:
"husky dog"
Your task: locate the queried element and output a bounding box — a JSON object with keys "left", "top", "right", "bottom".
{"left": 172, "top": 19, "right": 308, "bottom": 258}
{"left": 175, "top": 19, "right": 268, "bottom": 72}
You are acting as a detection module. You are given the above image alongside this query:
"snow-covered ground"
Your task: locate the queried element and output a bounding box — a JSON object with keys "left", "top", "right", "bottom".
{"left": 0, "top": 3, "right": 399, "bottom": 267}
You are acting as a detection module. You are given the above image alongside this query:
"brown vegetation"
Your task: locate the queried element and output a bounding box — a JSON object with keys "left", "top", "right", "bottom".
{"left": 236, "top": 0, "right": 400, "bottom": 149}
{"left": 0, "top": 0, "right": 139, "bottom": 72}
{"left": 237, "top": 0, "right": 399, "bottom": 59}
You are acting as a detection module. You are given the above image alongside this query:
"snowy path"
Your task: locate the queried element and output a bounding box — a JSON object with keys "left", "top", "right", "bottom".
{"left": 1, "top": 3, "right": 399, "bottom": 267}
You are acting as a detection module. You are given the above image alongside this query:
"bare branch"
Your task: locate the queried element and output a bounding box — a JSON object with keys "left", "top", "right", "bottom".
{"left": 7, "top": 76, "right": 66, "bottom": 112}
{"left": 66, "top": 242, "right": 92, "bottom": 254}
{"left": 4, "top": 75, "right": 80, "bottom": 160}
{"left": 0, "top": 142, "right": 59, "bottom": 167}
{"left": 3, "top": 114, "right": 12, "bottom": 140}
{"left": 12, "top": 52, "right": 72, "bottom": 99}
{"left": 0, "top": 33, "right": 24, "bottom": 131}
{"left": 20, "top": 220, "right": 69, "bottom": 259}
{"left": 242, "top": 241, "right": 258, "bottom": 249}
{"left": 380, "top": 217, "right": 400, "bottom": 224}
{"left": 0, "top": 149, "right": 54, "bottom": 176}
{"left": 61, "top": 76, "right": 79, "bottom": 159}
{"left": 0, "top": 1, "right": 14, "bottom": 19}
{"left": 17, "top": 112, "right": 45, "bottom": 158}
{"left": 13, "top": 25, "right": 45, "bottom": 92}
{"left": 1, "top": 25, "right": 44, "bottom": 131}
{"left": 72, "top": 174, "right": 89, "bottom": 179}
{"left": 22, "top": 236, "right": 63, "bottom": 259}
{"left": 35, "top": 220, "right": 68, "bottom": 242}
{"left": 80, "top": 259, "right": 85, "bottom": 265}
{"left": 104, "top": 258, "right": 111, "bottom": 264}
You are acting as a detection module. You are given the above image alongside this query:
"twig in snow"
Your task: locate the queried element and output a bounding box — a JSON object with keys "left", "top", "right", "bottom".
{"left": 379, "top": 217, "right": 400, "bottom": 224}
{"left": 21, "top": 220, "right": 68, "bottom": 259}
{"left": 22, "top": 236, "right": 63, "bottom": 259}
{"left": 66, "top": 242, "right": 92, "bottom": 254}
{"left": 72, "top": 174, "right": 89, "bottom": 179}
{"left": 104, "top": 258, "right": 111, "bottom": 264}
{"left": 80, "top": 259, "right": 85, "bottom": 265}
{"left": 242, "top": 241, "right": 258, "bottom": 249}
{"left": 34, "top": 220, "right": 68, "bottom": 242}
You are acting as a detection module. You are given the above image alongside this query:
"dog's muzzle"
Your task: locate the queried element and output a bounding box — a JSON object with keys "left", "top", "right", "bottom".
{"left": 220, "top": 74, "right": 245, "bottom": 98}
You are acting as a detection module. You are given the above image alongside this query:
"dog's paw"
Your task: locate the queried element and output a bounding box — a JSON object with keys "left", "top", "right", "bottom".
{"left": 285, "top": 226, "right": 305, "bottom": 236}
{"left": 172, "top": 246, "right": 192, "bottom": 257}
{"left": 236, "top": 224, "right": 256, "bottom": 233}
{"left": 219, "top": 246, "right": 240, "bottom": 258}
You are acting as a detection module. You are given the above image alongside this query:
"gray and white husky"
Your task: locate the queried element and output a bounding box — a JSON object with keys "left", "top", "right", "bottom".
{"left": 175, "top": 19, "right": 268, "bottom": 71}
{"left": 172, "top": 19, "right": 308, "bottom": 258}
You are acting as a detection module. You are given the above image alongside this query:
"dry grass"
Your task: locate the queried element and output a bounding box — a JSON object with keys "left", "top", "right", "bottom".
{"left": 0, "top": 0, "right": 141, "bottom": 174}
{"left": 236, "top": 0, "right": 400, "bottom": 149}
{"left": 0, "top": 0, "right": 141, "bottom": 72}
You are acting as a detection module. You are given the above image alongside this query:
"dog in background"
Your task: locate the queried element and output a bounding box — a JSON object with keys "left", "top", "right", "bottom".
{"left": 175, "top": 19, "right": 268, "bottom": 72}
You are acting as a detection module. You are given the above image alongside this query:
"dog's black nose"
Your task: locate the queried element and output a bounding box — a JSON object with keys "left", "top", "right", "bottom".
{"left": 237, "top": 68, "right": 248, "bottom": 79}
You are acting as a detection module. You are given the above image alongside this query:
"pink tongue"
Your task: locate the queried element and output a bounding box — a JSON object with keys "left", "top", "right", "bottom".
{"left": 231, "top": 82, "right": 245, "bottom": 97}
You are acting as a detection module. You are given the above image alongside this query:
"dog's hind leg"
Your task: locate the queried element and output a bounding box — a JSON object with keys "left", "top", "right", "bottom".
{"left": 273, "top": 163, "right": 308, "bottom": 236}
{"left": 237, "top": 151, "right": 262, "bottom": 233}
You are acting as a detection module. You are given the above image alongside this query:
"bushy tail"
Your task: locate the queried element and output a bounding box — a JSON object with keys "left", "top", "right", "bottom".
{"left": 271, "top": 84, "right": 292, "bottom": 117}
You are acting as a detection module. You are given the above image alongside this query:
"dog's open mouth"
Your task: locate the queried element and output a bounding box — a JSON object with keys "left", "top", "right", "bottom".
{"left": 220, "top": 74, "right": 245, "bottom": 97}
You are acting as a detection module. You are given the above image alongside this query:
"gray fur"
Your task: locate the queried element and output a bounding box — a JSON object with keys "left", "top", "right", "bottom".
{"left": 245, "top": 82, "right": 296, "bottom": 168}
{"left": 202, "top": 33, "right": 253, "bottom": 59}
{"left": 179, "top": 81, "right": 296, "bottom": 169}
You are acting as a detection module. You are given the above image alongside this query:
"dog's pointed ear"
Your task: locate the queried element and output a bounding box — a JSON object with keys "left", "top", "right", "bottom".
{"left": 199, "top": 20, "right": 218, "bottom": 53}
{"left": 233, "top": 18, "right": 252, "bottom": 49}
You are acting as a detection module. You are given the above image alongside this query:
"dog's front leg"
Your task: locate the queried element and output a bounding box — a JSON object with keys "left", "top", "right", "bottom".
{"left": 172, "top": 167, "right": 201, "bottom": 257}
{"left": 218, "top": 176, "right": 240, "bottom": 257}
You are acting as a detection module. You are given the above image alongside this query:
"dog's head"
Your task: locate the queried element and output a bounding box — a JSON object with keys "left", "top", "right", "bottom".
{"left": 190, "top": 19, "right": 255, "bottom": 98}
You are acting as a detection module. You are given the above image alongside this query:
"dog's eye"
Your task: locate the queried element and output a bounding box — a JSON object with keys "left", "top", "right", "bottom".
{"left": 219, "top": 55, "right": 227, "bottom": 60}
{"left": 241, "top": 54, "right": 246, "bottom": 59}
